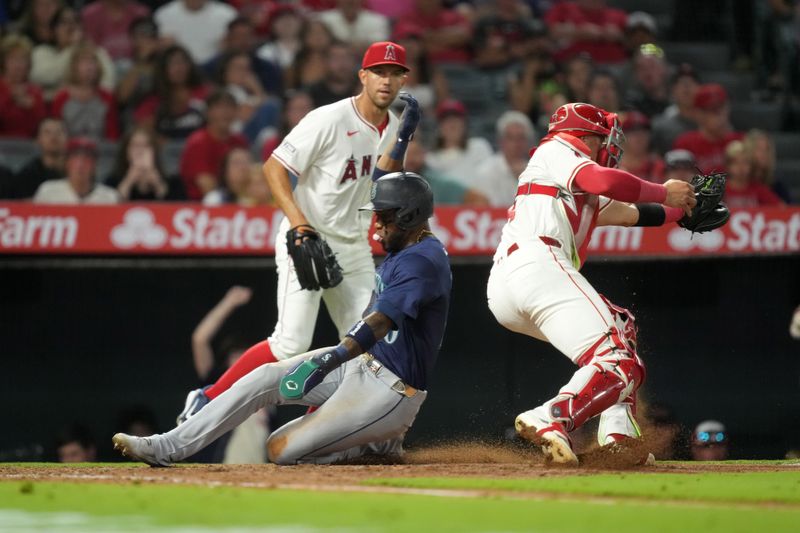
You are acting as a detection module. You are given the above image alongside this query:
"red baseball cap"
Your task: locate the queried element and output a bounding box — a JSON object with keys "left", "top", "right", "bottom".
{"left": 622, "top": 110, "right": 651, "bottom": 131}
{"left": 694, "top": 83, "right": 728, "bottom": 111}
{"left": 67, "top": 137, "right": 98, "bottom": 158}
{"left": 362, "top": 41, "right": 409, "bottom": 71}
{"left": 436, "top": 99, "right": 467, "bottom": 119}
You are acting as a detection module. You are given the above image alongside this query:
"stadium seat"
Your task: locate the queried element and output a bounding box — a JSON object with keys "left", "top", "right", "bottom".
{"left": 772, "top": 132, "right": 800, "bottom": 159}
{"left": 0, "top": 138, "right": 39, "bottom": 173}
{"left": 703, "top": 71, "right": 754, "bottom": 102}
{"left": 162, "top": 140, "right": 185, "bottom": 178}
{"left": 730, "top": 102, "right": 784, "bottom": 132}
{"left": 662, "top": 42, "right": 729, "bottom": 71}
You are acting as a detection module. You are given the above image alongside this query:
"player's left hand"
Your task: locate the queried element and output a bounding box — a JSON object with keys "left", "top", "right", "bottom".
{"left": 397, "top": 92, "right": 420, "bottom": 143}
{"left": 279, "top": 351, "right": 338, "bottom": 400}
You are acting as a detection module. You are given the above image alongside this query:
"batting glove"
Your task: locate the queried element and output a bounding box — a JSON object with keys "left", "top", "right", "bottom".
{"left": 397, "top": 92, "right": 420, "bottom": 143}
{"left": 279, "top": 347, "right": 346, "bottom": 400}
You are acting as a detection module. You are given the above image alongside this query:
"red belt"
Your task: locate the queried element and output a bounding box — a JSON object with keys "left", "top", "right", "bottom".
{"left": 507, "top": 236, "right": 561, "bottom": 257}
{"left": 516, "top": 183, "right": 559, "bottom": 198}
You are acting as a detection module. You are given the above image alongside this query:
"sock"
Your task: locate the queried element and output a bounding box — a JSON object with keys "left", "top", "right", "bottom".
{"left": 205, "top": 340, "right": 277, "bottom": 399}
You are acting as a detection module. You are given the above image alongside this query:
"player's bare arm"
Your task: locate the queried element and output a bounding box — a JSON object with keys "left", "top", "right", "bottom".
{"left": 263, "top": 156, "right": 309, "bottom": 229}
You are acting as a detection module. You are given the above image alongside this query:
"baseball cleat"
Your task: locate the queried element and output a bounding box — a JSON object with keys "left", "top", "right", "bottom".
{"left": 176, "top": 386, "right": 211, "bottom": 425}
{"left": 515, "top": 410, "right": 578, "bottom": 466}
{"left": 112, "top": 433, "right": 171, "bottom": 467}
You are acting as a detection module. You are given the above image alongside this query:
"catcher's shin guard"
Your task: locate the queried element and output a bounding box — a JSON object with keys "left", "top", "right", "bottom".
{"left": 549, "top": 354, "right": 645, "bottom": 433}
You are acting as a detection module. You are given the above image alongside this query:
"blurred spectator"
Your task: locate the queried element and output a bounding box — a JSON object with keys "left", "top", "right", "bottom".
{"left": 396, "top": 0, "right": 472, "bottom": 65}
{"left": 216, "top": 51, "right": 280, "bottom": 146}
{"left": 390, "top": 23, "right": 449, "bottom": 117}
{"left": 245, "top": 163, "right": 273, "bottom": 206}
{"left": 404, "top": 136, "right": 489, "bottom": 205}
{"left": 623, "top": 11, "right": 658, "bottom": 56}
{"left": 673, "top": 84, "right": 743, "bottom": 172}
{"left": 154, "top": 0, "right": 237, "bottom": 64}
{"left": 51, "top": 44, "right": 121, "bottom": 141}
{"left": 318, "top": 0, "right": 390, "bottom": 54}
{"left": 284, "top": 18, "right": 336, "bottom": 90}
{"left": 134, "top": 44, "right": 210, "bottom": 141}
{"left": 544, "top": 0, "right": 627, "bottom": 64}
{"left": 426, "top": 99, "right": 494, "bottom": 185}
{"left": 81, "top": 0, "right": 150, "bottom": 66}
{"left": 691, "top": 420, "right": 729, "bottom": 461}
{"left": 256, "top": 4, "right": 305, "bottom": 70}
{"left": 105, "top": 126, "right": 185, "bottom": 201}
{"left": 722, "top": 140, "right": 784, "bottom": 208}
{"left": 472, "top": 0, "right": 540, "bottom": 70}
{"left": 30, "top": 6, "right": 117, "bottom": 100}
{"left": 790, "top": 305, "right": 800, "bottom": 339}
{"left": 472, "top": 111, "right": 536, "bottom": 206}
{"left": 179, "top": 90, "right": 248, "bottom": 200}
{"left": 535, "top": 81, "right": 568, "bottom": 133}
{"left": 662, "top": 149, "right": 697, "bottom": 183}
{"left": 204, "top": 17, "right": 283, "bottom": 96}
{"left": 0, "top": 165, "right": 14, "bottom": 200}
{"left": 306, "top": 41, "right": 358, "bottom": 107}
{"left": 261, "top": 89, "right": 314, "bottom": 161}
{"left": 625, "top": 44, "right": 670, "bottom": 118}
{"left": 115, "top": 17, "right": 162, "bottom": 120}
{"left": 226, "top": 0, "right": 275, "bottom": 37}
{"left": 115, "top": 405, "right": 159, "bottom": 437}
{"left": 14, "top": 0, "right": 62, "bottom": 46}
{"left": 508, "top": 52, "right": 560, "bottom": 127}
{"left": 55, "top": 423, "right": 97, "bottom": 462}
{"left": 365, "top": 0, "right": 415, "bottom": 19}
{"left": 651, "top": 63, "right": 699, "bottom": 155}
{"left": 562, "top": 53, "right": 592, "bottom": 103}
{"left": 744, "top": 129, "right": 793, "bottom": 204}
{"left": 754, "top": 0, "right": 800, "bottom": 101}
{"left": 618, "top": 111, "right": 664, "bottom": 183}
{"left": 203, "top": 146, "right": 254, "bottom": 205}
{"left": 586, "top": 68, "right": 621, "bottom": 113}
{"left": 8, "top": 117, "right": 67, "bottom": 199}
{"left": 189, "top": 285, "right": 269, "bottom": 464}
{"left": 0, "top": 34, "right": 47, "bottom": 138}
{"left": 33, "top": 137, "right": 119, "bottom": 204}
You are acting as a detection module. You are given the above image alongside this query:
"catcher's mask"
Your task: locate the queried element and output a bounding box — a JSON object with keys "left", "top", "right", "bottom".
{"left": 360, "top": 172, "right": 434, "bottom": 230}
{"left": 548, "top": 102, "right": 625, "bottom": 168}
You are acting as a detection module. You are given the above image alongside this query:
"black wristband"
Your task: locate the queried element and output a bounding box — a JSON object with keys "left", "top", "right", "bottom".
{"left": 634, "top": 203, "right": 666, "bottom": 227}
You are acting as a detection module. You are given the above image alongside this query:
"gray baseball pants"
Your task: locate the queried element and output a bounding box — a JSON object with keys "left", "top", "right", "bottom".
{"left": 145, "top": 348, "right": 427, "bottom": 465}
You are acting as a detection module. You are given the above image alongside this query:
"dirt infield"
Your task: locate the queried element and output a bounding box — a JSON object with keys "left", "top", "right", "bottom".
{"left": 2, "top": 441, "right": 795, "bottom": 490}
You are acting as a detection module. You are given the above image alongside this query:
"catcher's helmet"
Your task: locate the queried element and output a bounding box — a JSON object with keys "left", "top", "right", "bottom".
{"left": 360, "top": 172, "right": 434, "bottom": 229}
{"left": 548, "top": 102, "right": 625, "bottom": 168}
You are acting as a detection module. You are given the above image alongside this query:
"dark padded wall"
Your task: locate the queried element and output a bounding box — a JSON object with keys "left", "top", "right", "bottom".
{"left": 2, "top": 255, "right": 798, "bottom": 460}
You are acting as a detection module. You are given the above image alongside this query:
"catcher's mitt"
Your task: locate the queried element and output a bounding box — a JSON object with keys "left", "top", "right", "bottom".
{"left": 286, "top": 225, "right": 343, "bottom": 291}
{"left": 678, "top": 172, "right": 730, "bottom": 233}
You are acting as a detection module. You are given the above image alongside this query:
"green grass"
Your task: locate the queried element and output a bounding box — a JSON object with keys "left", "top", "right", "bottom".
{"left": 366, "top": 471, "right": 800, "bottom": 504}
{"left": 1, "top": 473, "right": 799, "bottom": 533}
{"left": 2, "top": 464, "right": 800, "bottom": 532}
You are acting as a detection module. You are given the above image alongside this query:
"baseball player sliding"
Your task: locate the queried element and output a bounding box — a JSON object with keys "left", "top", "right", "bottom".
{"left": 487, "top": 102, "right": 728, "bottom": 465}
{"left": 114, "top": 173, "right": 451, "bottom": 465}
{"left": 176, "top": 41, "right": 421, "bottom": 424}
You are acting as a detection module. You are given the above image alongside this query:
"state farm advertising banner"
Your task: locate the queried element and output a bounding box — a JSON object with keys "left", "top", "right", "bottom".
{"left": 0, "top": 203, "right": 798, "bottom": 257}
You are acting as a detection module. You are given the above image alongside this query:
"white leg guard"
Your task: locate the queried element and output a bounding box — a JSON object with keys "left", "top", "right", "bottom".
{"left": 597, "top": 398, "right": 642, "bottom": 445}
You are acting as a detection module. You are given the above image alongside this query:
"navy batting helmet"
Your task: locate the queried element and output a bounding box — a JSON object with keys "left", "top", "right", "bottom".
{"left": 360, "top": 172, "right": 434, "bottom": 229}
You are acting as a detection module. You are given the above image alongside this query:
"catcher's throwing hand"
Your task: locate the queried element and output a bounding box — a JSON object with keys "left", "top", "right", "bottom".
{"left": 663, "top": 179, "right": 697, "bottom": 217}
{"left": 678, "top": 172, "right": 730, "bottom": 233}
{"left": 286, "top": 224, "right": 344, "bottom": 291}
{"left": 280, "top": 350, "right": 340, "bottom": 400}
{"left": 397, "top": 92, "right": 421, "bottom": 143}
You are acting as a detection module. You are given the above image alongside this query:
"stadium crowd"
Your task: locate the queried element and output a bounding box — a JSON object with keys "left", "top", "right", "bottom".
{"left": 0, "top": 0, "right": 797, "bottom": 207}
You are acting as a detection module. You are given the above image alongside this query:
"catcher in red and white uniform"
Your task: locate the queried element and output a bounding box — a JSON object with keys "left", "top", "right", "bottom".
{"left": 487, "top": 103, "right": 697, "bottom": 465}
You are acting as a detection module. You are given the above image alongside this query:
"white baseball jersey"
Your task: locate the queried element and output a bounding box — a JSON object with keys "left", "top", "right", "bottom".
{"left": 495, "top": 133, "right": 612, "bottom": 269}
{"left": 272, "top": 97, "right": 400, "bottom": 242}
